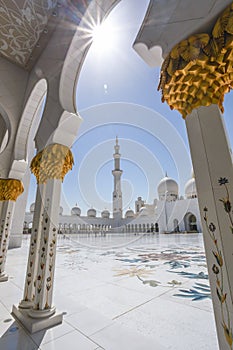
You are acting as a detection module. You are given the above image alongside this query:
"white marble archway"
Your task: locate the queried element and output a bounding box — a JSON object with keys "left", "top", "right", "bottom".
{"left": 59, "top": 0, "right": 121, "bottom": 114}
{"left": 14, "top": 78, "right": 47, "bottom": 162}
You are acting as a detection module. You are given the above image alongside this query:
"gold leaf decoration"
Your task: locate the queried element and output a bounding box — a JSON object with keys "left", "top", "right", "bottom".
{"left": 226, "top": 13, "right": 233, "bottom": 35}
{"left": 213, "top": 6, "right": 231, "bottom": 38}
{"left": 158, "top": 2, "right": 233, "bottom": 118}
{"left": 190, "top": 33, "right": 210, "bottom": 48}
{"left": 203, "top": 38, "right": 220, "bottom": 57}
{"left": 0, "top": 179, "right": 24, "bottom": 201}
{"left": 180, "top": 45, "right": 201, "bottom": 62}
{"left": 223, "top": 323, "right": 233, "bottom": 347}
{"left": 30, "top": 143, "right": 74, "bottom": 184}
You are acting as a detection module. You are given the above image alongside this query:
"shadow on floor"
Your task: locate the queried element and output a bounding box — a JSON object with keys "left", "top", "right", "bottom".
{"left": 0, "top": 319, "right": 46, "bottom": 350}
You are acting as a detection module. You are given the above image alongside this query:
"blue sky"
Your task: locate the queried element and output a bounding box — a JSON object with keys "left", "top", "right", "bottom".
{"left": 27, "top": 0, "right": 233, "bottom": 216}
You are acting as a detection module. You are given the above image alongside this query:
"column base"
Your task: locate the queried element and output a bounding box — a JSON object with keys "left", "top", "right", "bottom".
{"left": 18, "top": 300, "right": 34, "bottom": 309}
{"left": 0, "top": 273, "right": 8, "bottom": 282}
{"left": 12, "top": 305, "right": 63, "bottom": 333}
{"left": 28, "top": 306, "right": 56, "bottom": 319}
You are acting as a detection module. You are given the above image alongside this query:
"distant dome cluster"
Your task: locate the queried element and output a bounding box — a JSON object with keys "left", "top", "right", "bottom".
{"left": 29, "top": 175, "right": 197, "bottom": 218}
{"left": 25, "top": 138, "right": 201, "bottom": 236}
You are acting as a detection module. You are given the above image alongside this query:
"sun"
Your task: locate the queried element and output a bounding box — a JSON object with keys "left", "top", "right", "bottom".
{"left": 91, "top": 19, "right": 117, "bottom": 52}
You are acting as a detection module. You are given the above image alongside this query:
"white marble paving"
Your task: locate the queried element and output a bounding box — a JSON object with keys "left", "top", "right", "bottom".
{"left": 115, "top": 297, "right": 218, "bottom": 349}
{"left": 0, "top": 233, "right": 219, "bottom": 349}
{"left": 40, "top": 330, "right": 98, "bottom": 350}
{"left": 31, "top": 321, "right": 75, "bottom": 346}
{"left": 65, "top": 308, "right": 112, "bottom": 336}
{"left": 91, "top": 322, "right": 167, "bottom": 350}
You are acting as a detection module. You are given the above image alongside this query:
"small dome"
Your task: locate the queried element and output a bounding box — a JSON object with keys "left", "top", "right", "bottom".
{"left": 30, "top": 203, "right": 35, "bottom": 213}
{"left": 87, "top": 208, "right": 96, "bottom": 217}
{"left": 139, "top": 206, "right": 149, "bottom": 216}
{"left": 125, "top": 209, "right": 134, "bottom": 218}
{"left": 71, "top": 206, "right": 81, "bottom": 216}
{"left": 157, "top": 176, "right": 179, "bottom": 201}
{"left": 185, "top": 178, "right": 197, "bottom": 199}
{"left": 59, "top": 206, "right": 63, "bottom": 215}
{"left": 101, "top": 209, "right": 110, "bottom": 218}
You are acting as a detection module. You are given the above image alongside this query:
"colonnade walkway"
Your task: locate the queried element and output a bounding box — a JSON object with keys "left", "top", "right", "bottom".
{"left": 0, "top": 234, "right": 218, "bottom": 349}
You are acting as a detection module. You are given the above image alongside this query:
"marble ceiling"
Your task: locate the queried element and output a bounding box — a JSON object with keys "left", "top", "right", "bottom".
{"left": 0, "top": 0, "right": 92, "bottom": 70}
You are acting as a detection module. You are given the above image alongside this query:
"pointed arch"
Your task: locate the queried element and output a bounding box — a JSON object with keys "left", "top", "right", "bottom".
{"left": 14, "top": 78, "right": 47, "bottom": 161}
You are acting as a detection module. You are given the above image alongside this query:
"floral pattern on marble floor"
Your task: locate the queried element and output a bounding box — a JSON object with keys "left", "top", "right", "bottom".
{"left": 0, "top": 233, "right": 217, "bottom": 350}
{"left": 57, "top": 233, "right": 211, "bottom": 302}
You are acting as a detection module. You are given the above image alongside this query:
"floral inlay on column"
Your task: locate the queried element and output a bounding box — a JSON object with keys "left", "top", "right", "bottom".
{"left": 203, "top": 177, "right": 233, "bottom": 348}
{"left": 0, "top": 211, "right": 10, "bottom": 274}
{"left": 24, "top": 232, "right": 37, "bottom": 302}
{"left": 34, "top": 198, "right": 57, "bottom": 310}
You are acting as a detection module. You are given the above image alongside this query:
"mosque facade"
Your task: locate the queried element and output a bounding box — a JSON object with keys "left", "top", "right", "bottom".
{"left": 24, "top": 138, "right": 202, "bottom": 234}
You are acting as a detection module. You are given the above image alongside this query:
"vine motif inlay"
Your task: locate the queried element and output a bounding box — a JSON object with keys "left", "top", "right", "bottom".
{"left": 204, "top": 177, "right": 233, "bottom": 348}
{"left": 0, "top": 210, "right": 11, "bottom": 274}
{"left": 34, "top": 198, "right": 57, "bottom": 310}
{"left": 0, "top": 0, "right": 57, "bottom": 65}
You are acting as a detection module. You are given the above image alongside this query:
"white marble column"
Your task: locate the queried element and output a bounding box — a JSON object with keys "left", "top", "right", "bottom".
{"left": 186, "top": 104, "right": 233, "bottom": 350}
{"left": 12, "top": 142, "right": 74, "bottom": 333}
{"left": 0, "top": 179, "right": 24, "bottom": 282}
{"left": 0, "top": 200, "right": 15, "bottom": 282}
{"left": 12, "top": 179, "right": 63, "bottom": 332}
{"left": 19, "top": 183, "right": 45, "bottom": 307}
{"left": 29, "top": 178, "right": 61, "bottom": 317}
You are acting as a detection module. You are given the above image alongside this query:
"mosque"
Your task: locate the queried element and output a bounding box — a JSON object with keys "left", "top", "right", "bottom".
{"left": 24, "top": 137, "right": 201, "bottom": 234}
{"left": 0, "top": 1, "right": 232, "bottom": 346}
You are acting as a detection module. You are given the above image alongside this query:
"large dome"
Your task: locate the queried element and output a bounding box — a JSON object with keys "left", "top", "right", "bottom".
{"left": 30, "top": 203, "right": 35, "bottom": 213}
{"left": 71, "top": 206, "right": 81, "bottom": 216}
{"left": 101, "top": 209, "right": 110, "bottom": 218}
{"left": 185, "top": 178, "right": 197, "bottom": 199}
{"left": 125, "top": 209, "right": 134, "bottom": 218}
{"left": 87, "top": 208, "right": 96, "bottom": 218}
{"left": 157, "top": 176, "right": 179, "bottom": 201}
{"left": 59, "top": 206, "right": 63, "bottom": 215}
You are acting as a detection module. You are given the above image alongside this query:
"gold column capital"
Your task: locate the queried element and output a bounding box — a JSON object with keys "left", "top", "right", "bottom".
{"left": 0, "top": 178, "right": 24, "bottom": 201}
{"left": 158, "top": 2, "right": 233, "bottom": 118}
{"left": 30, "top": 143, "right": 74, "bottom": 184}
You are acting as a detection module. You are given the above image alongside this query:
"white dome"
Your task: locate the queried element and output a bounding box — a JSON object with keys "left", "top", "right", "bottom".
{"left": 125, "top": 209, "right": 134, "bottom": 218}
{"left": 139, "top": 206, "right": 149, "bottom": 216}
{"left": 71, "top": 207, "right": 81, "bottom": 216}
{"left": 30, "top": 203, "right": 35, "bottom": 213}
{"left": 87, "top": 208, "right": 96, "bottom": 217}
{"left": 185, "top": 178, "right": 197, "bottom": 198}
{"left": 157, "top": 176, "right": 179, "bottom": 200}
{"left": 59, "top": 206, "right": 63, "bottom": 215}
{"left": 101, "top": 209, "right": 110, "bottom": 218}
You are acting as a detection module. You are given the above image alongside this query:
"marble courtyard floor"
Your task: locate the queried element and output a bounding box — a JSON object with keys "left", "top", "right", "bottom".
{"left": 0, "top": 233, "right": 218, "bottom": 349}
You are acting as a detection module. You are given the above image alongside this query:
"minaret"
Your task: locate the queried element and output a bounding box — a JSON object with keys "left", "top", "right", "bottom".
{"left": 112, "top": 136, "right": 123, "bottom": 220}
